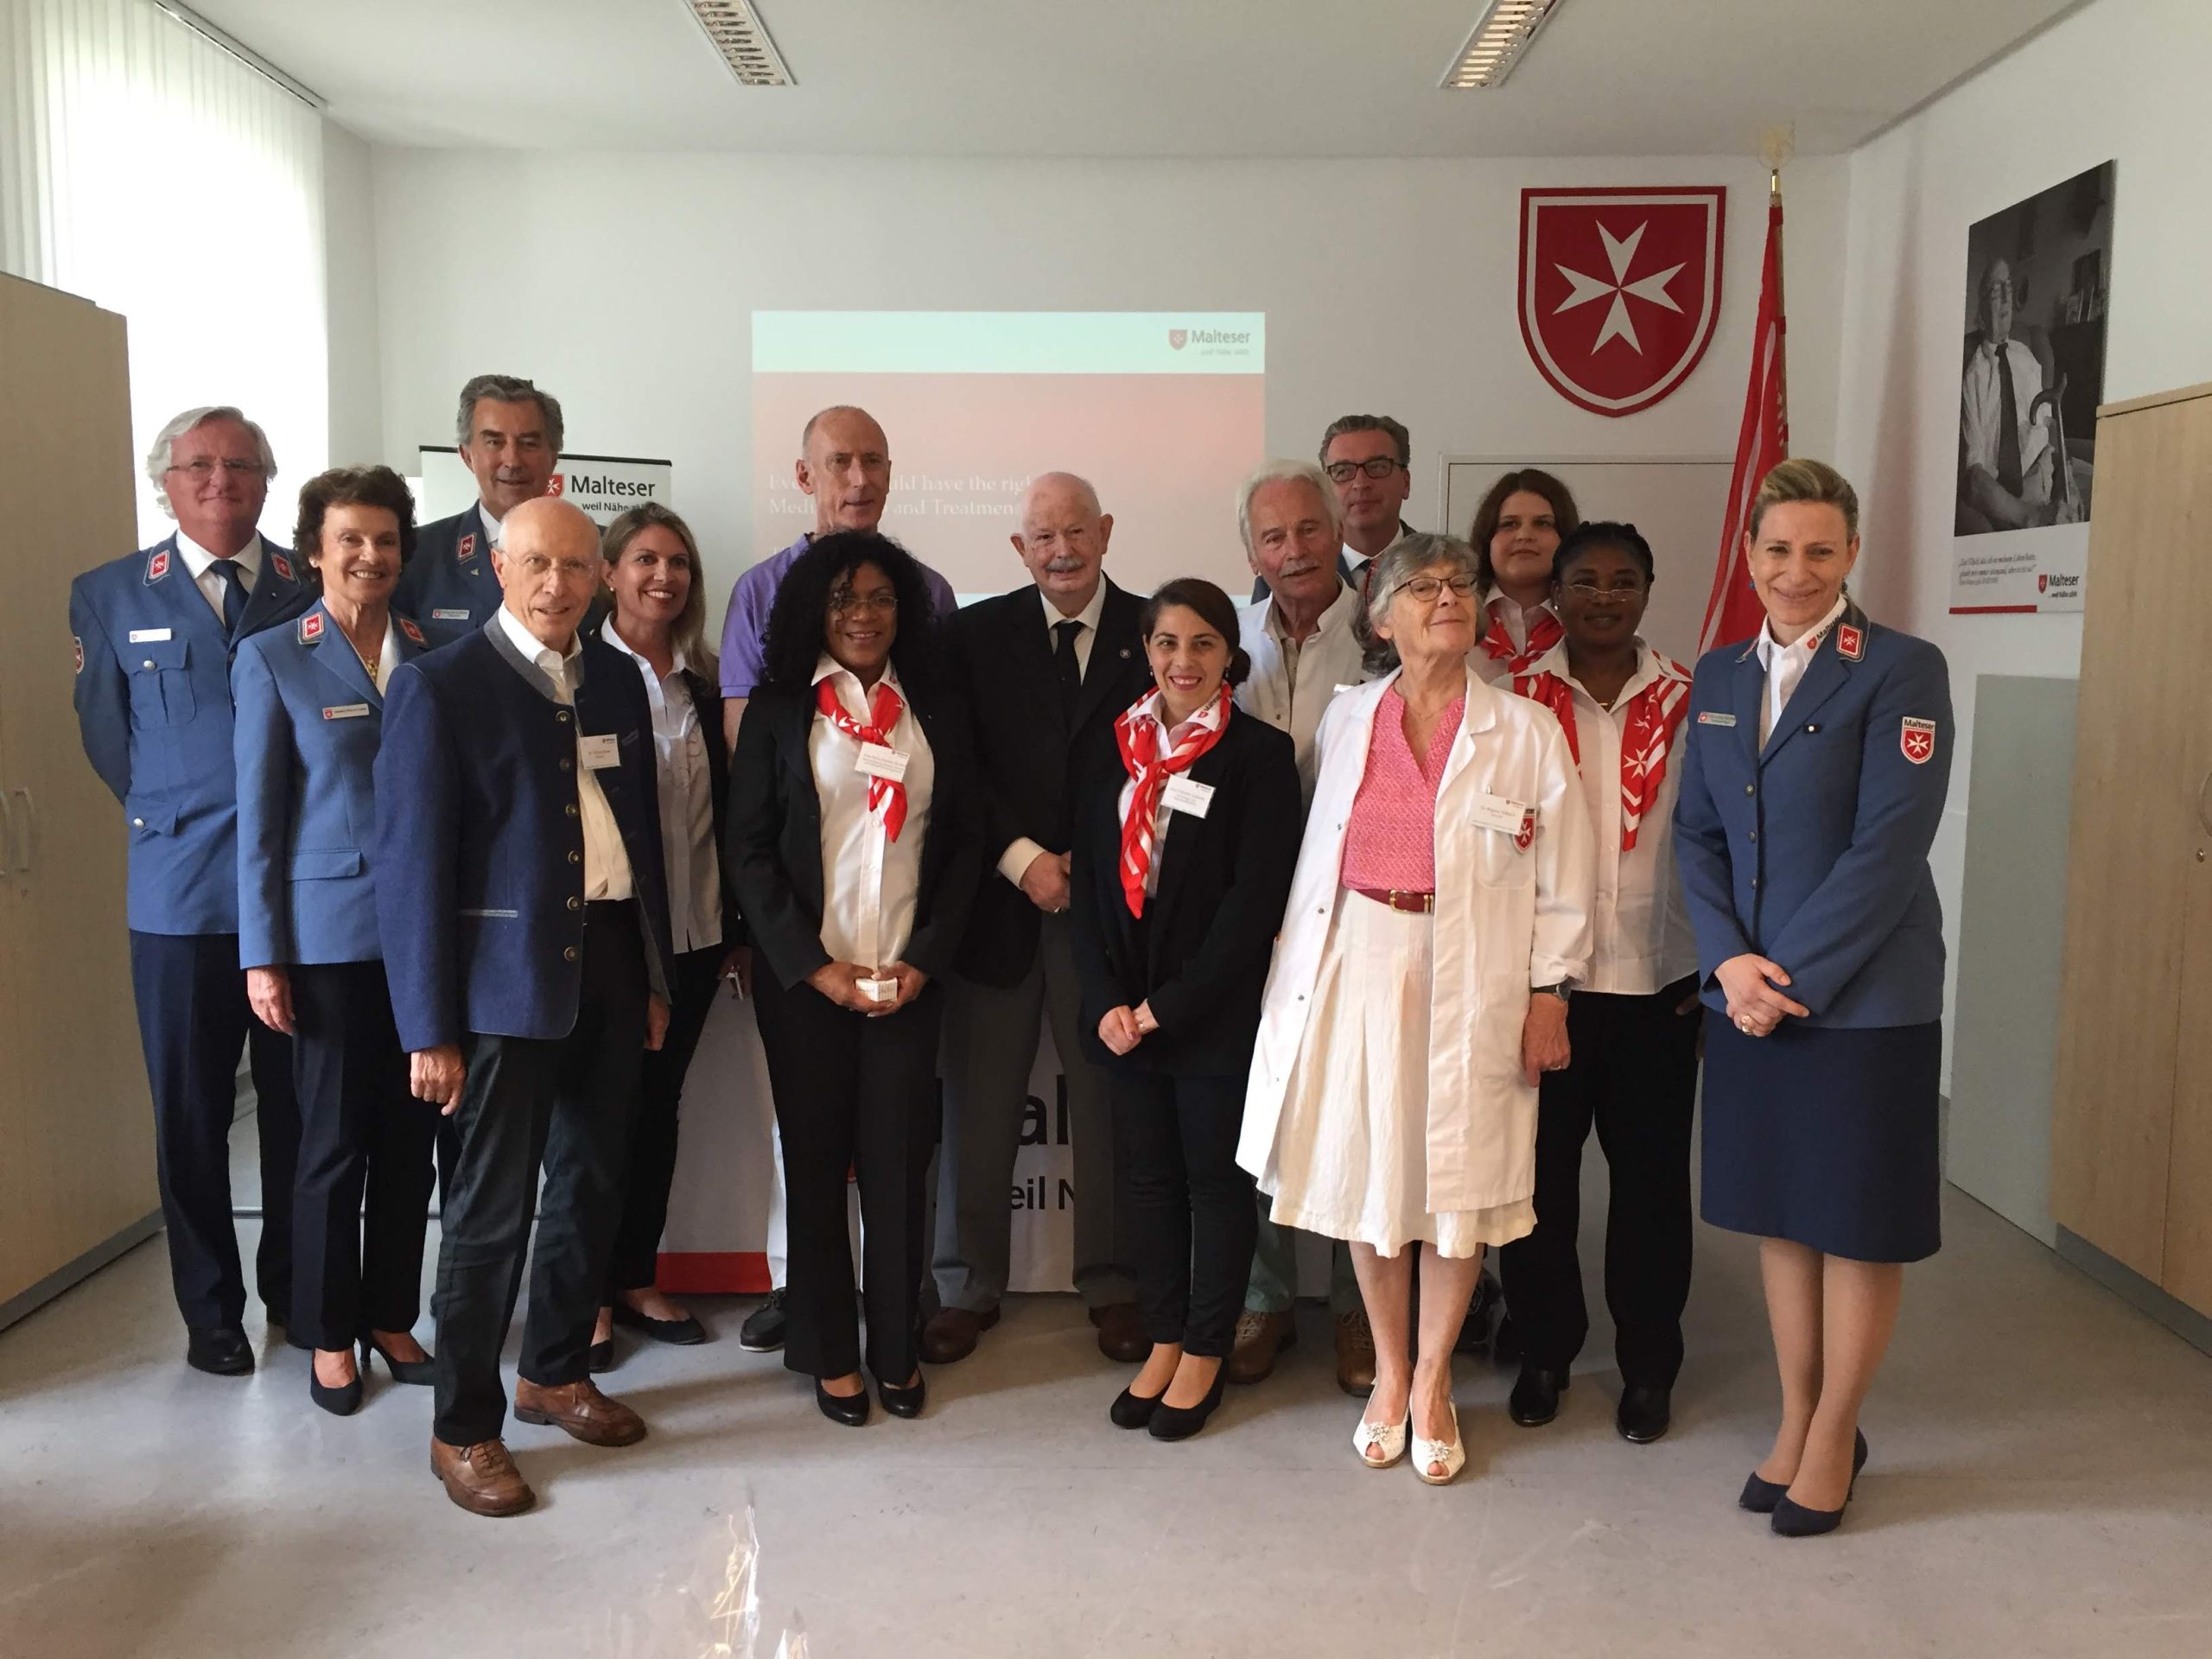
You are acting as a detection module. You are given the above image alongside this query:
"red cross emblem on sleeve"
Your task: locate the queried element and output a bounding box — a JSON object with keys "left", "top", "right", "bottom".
{"left": 1900, "top": 717, "right": 1936, "bottom": 765}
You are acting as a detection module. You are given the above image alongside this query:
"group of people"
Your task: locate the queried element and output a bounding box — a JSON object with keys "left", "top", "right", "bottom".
{"left": 71, "top": 376, "right": 1953, "bottom": 1539}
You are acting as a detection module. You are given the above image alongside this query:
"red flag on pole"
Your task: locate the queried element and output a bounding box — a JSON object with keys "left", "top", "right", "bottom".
{"left": 1699, "top": 179, "right": 1789, "bottom": 655}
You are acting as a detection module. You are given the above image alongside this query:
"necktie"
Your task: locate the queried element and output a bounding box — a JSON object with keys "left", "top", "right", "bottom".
{"left": 1052, "top": 620, "right": 1084, "bottom": 721}
{"left": 211, "top": 558, "right": 249, "bottom": 636}
{"left": 1994, "top": 346, "right": 2023, "bottom": 495}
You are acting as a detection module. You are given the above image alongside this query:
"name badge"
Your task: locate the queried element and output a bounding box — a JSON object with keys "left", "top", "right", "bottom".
{"left": 855, "top": 742, "right": 909, "bottom": 783}
{"left": 1696, "top": 710, "right": 1738, "bottom": 728}
{"left": 128, "top": 627, "right": 173, "bottom": 644}
{"left": 1470, "top": 792, "right": 1531, "bottom": 836}
{"left": 321, "top": 703, "right": 372, "bottom": 721}
{"left": 580, "top": 733, "right": 621, "bottom": 769}
{"left": 1161, "top": 776, "right": 1215, "bottom": 818}
{"left": 431, "top": 607, "right": 471, "bottom": 621}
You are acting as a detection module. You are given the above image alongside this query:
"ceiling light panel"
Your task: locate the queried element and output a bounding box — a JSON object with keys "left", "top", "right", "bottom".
{"left": 1441, "top": 0, "right": 1568, "bottom": 90}
{"left": 684, "top": 0, "right": 794, "bottom": 87}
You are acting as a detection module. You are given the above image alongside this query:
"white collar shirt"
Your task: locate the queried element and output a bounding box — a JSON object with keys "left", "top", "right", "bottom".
{"left": 495, "top": 606, "right": 634, "bottom": 902}
{"left": 1960, "top": 335, "right": 2051, "bottom": 482}
{"left": 1233, "top": 580, "right": 1367, "bottom": 809}
{"left": 810, "top": 656, "right": 935, "bottom": 970}
{"left": 604, "top": 622, "right": 721, "bottom": 953}
{"left": 175, "top": 529, "right": 264, "bottom": 626}
{"left": 1754, "top": 592, "right": 1849, "bottom": 747}
{"left": 1037, "top": 578, "right": 1108, "bottom": 677}
{"left": 364, "top": 614, "right": 401, "bottom": 695}
{"left": 1115, "top": 690, "right": 1227, "bottom": 895}
{"left": 476, "top": 499, "right": 505, "bottom": 545}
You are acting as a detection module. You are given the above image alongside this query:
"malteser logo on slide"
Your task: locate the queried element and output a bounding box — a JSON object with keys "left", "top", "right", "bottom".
{"left": 547, "top": 474, "right": 566, "bottom": 496}
{"left": 1168, "top": 328, "right": 1187, "bottom": 350}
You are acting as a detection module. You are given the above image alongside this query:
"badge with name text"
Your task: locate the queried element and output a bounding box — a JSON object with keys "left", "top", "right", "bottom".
{"left": 431, "top": 607, "right": 471, "bottom": 621}
{"left": 855, "top": 742, "right": 909, "bottom": 783}
{"left": 1471, "top": 792, "right": 1533, "bottom": 837}
{"left": 580, "top": 734, "right": 621, "bottom": 769}
{"left": 1696, "top": 710, "right": 1736, "bottom": 727}
{"left": 1162, "top": 776, "right": 1216, "bottom": 818}
{"left": 128, "top": 627, "right": 173, "bottom": 644}
{"left": 1900, "top": 716, "right": 1936, "bottom": 766}
{"left": 322, "top": 703, "right": 371, "bottom": 721}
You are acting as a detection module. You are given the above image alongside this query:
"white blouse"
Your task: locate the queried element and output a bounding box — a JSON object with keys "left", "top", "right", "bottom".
{"left": 810, "top": 655, "right": 935, "bottom": 970}
{"left": 603, "top": 623, "right": 722, "bottom": 954}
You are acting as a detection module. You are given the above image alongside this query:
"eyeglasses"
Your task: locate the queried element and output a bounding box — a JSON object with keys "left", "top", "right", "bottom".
{"left": 830, "top": 590, "right": 898, "bottom": 616}
{"left": 166, "top": 458, "right": 265, "bottom": 479}
{"left": 1562, "top": 577, "right": 1649, "bottom": 600}
{"left": 1393, "top": 573, "right": 1478, "bottom": 604}
{"left": 1325, "top": 457, "right": 1408, "bottom": 483}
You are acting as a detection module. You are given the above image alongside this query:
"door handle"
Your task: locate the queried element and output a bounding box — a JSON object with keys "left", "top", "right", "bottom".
{"left": 0, "top": 789, "right": 11, "bottom": 882}
{"left": 9, "top": 787, "right": 33, "bottom": 874}
{"left": 2199, "top": 771, "right": 2212, "bottom": 837}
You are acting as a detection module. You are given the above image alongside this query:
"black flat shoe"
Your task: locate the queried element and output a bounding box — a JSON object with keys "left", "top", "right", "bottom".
{"left": 613, "top": 1302, "right": 708, "bottom": 1345}
{"left": 309, "top": 1362, "right": 363, "bottom": 1417}
{"left": 1508, "top": 1365, "right": 1568, "bottom": 1427}
{"left": 878, "top": 1374, "right": 926, "bottom": 1419}
{"left": 1743, "top": 1429, "right": 1866, "bottom": 1517}
{"left": 186, "top": 1325, "right": 254, "bottom": 1376}
{"left": 361, "top": 1336, "right": 435, "bottom": 1386}
{"left": 1109, "top": 1385, "right": 1165, "bottom": 1430}
{"left": 588, "top": 1339, "right": 615, "bottom": 1373}
{"left": 739, "top": 1288, "right": 788, "bottom": 1352}
{"left": 816, "top": 1379, "right": 870, "bottom": 1427}
{"left": 1147, "top": 1364, "right": 1228, "bottom": 1441}
{"left": 1617, "top": 1384, "right": 1672, "bottom": 1444}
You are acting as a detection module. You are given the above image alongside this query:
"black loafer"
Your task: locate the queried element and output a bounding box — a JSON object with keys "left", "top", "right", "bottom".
{"left": 1147, "top": 1365, "right": 1228, "bottom": 1441}
{"left": 588, "top": 1338, "right": 615, "bottom": 1373}
{"left": 878, "top": 1375, "right": 926, "bottom": 1419}
{"left": 1508, "top": 1365, "right": 1568, "bottom": 1427}
{"left": 1109, "top": 1385, "right": 1164, "bottom": 1430}
{"left": 1617, "top": 1384, "right": 1672, "bottom": 1444}
{"left": 815, "top": 1379, "right": 870, "bottom": 1427}
{"left": 613, "top": 1302, "right": 708, "bottom": 1345}
{"left": 739, "top": 1289, "right": 787, "bottom": 1352}
{"left": 186, "top": 1325, "right": 254, "bottom": 1376}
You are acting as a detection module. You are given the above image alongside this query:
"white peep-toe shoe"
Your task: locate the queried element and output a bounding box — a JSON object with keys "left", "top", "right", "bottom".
{"left": 1413, "top": 1402, "right": 1466, "bottom": 1486}
{"left": 1352, "top": 1390, "right": 1408, "bottom": 1468}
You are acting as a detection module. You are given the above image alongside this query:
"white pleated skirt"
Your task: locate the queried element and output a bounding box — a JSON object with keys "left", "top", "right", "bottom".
{"left": 1259, "top": 890, "right": 1536, "bottom": 1260}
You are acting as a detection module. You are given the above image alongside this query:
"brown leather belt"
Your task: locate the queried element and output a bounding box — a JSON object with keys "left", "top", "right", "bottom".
{"left": 1353, "top": 887, "right": 1435, "bottom": 914}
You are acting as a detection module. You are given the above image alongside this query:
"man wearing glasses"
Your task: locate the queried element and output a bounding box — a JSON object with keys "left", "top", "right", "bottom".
{"left": 1249, "top": 413, "right": 1419, "bottom": 604}
{"left": 70, "top": 405, "right": 308, "bottom": 1376}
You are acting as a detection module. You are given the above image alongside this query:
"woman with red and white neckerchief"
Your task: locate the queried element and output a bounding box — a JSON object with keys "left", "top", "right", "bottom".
{"left": 1498, "top": 520, "right": 1702, "bottom": 1452}
{"left": 1467, "top": 467, "right": 1581, "bottom": 680}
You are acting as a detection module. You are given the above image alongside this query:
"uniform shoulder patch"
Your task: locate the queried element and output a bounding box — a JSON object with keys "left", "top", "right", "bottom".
{"left": 456, "top": 531, "right": 478, "bottom": 564}
{"left": 270, "top": 552, "right": 295, "bottom": 582}
{"left": 1900, "top": 716, "right": 1936, "bottom": 765}
{"left": 73, "top": 635, "right": 84, "bottom": 675}
{"left": 1834, "top": 621, "right": 1866, "bottom": 662}
{"left": 145, "top": 548, "right": 172, "bottom": 583}
{"left": 299, "top": 610, "right": 325, "bottom": 644}
{"left": 397, "top": 614, "right": 426, "bottom": 646}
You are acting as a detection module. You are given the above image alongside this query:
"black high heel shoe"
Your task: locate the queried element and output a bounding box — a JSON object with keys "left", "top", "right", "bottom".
{"left": 309, "top": 1353, "right": 363, "bottom": 1417}
{"left": 1109, "top": 1382, "right": 1166, "bottom": 1430}
{"left": 816, "top": 1378, "right": 871, "bottom": 1427}
{"left": 360, "top": 1334, "right": 436, "bottom": 1387}
{"left": 1745, "top": 1430, "right": 1867, "bottom": 1527}
{"left": 1147, "top": 1362, "right": 1228, "bottom": 1441}
{"left": 879, "top": 1372, "right": 926, "bottom": 1419}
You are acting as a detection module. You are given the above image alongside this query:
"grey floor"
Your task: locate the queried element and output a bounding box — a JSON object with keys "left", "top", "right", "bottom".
{"left": 3, "top": 1134, "right": 2211, "bottom": 1658}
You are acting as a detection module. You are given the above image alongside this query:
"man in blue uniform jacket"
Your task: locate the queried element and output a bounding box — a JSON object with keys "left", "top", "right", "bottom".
{"left": 391, "top": 372, "right": 564, "bottom": 647}
{"left": 374, "top": 495, "right": 673, "bottom": 1519}
{"left": 70, "top": 404, "right": 308, "bottom": 1377}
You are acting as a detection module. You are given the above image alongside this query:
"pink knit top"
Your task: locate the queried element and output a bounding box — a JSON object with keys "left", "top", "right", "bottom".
{"left": 1340, "top": 685, "right": 1464, "bottom": 892}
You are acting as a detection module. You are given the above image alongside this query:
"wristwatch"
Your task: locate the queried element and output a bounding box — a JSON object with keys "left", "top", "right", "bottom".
{"left": 1532, "top": 983, "right": 1572, "bottom": 1003}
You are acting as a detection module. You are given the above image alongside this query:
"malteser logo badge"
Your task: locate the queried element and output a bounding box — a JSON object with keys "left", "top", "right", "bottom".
{"left": 1900, "top": 717, "right": 1936, "bottom": 766}
{"left": 1168, "top": 329, "right": 1187, "bottom": 351}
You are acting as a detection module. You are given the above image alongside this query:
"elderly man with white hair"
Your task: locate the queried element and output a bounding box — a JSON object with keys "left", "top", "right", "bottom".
{"left": 70, "top": 404, "right": 308, "bottom": 1376}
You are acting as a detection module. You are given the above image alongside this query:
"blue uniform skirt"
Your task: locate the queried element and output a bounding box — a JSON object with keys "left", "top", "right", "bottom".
{"left": 1700, "top": 1013, "right": 1942, "bottom": 1263}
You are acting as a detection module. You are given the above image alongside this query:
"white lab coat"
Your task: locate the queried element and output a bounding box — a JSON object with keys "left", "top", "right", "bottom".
{"left": 1237, "top": 665, "right": 1596, "bottom": 1214}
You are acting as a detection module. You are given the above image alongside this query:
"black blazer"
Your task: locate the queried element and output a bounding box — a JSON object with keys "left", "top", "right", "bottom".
{"left": 948, "top": 580, "right": 1152, "bottom": 987}
{"left": 1066, "top": 709, "right": 1300, "bottom": 1077}
{"left": 725, "top": 667, "right": 982, "bottom": 992}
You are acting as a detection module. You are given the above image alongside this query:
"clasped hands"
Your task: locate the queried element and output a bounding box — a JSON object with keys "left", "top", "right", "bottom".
{"left": 1097, "top": 1000, "right": 1159, "bottom": 1056}
{"left": 807, "top": 958, "right": 928, "bottom": 1017}
{"left": 1715, "top": 953, "right": 1808, "bottom": 1039}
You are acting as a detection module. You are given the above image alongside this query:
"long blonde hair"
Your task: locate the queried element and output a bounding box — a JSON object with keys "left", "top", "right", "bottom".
{"left": 601, "top": 501, "right": 716, "bottom": 677}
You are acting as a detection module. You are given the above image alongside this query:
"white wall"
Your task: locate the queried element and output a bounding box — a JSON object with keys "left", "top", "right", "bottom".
{"left": 364, "top": 149, "right": 1847, "bottom": 624}
{"left": 322, "top": 121, "right": 385, "bottom": 471}
{"left": 1832, "top": 0, "right": 2212, "bottom": 1062}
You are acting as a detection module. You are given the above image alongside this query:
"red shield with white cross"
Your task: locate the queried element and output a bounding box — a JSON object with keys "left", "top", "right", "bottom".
{"left": 1519, "top": 187, "right": 1726, "bottom": 417}
{"left": 1900, "top": 717, "right": 1936, "bottom": 766}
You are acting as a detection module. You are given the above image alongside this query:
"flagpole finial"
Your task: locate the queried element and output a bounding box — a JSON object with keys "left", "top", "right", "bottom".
{"left": 1759, "top": 123, "right": 1796, "bottom": 187}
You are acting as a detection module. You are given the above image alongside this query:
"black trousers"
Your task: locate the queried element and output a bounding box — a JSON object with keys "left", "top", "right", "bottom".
{"left": 1112, "top": 1071, "right": 1255, "bottom": 1359}
{"left": 1498, "top": 979, "right": 1701, "bottom": 1388}
{"left": 607, "top": 944, "right": 725, "bottom": 1295}
{"left": 288, "top": 960, "right": 440, "bottom": 1350}
{"left": 752, "top": 968, "right": 939, "bottom": 1384}
{"left": 431, "top": 906, "right": 645, "bottom": 1446}
{"left": 128, "top": 930, "right": 301, "bottom": 1330}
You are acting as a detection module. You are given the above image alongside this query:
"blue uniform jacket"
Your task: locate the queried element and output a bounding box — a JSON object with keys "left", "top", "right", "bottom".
{"left": 232, "top": 600, "right": 431, "bottom": 969}
{"left": 391, "top": 502, "right": 499, "bottom": 648}
{"left": 372, "top": 616, "right": 674, "bottom": 1052}
{"left": 1673, "top": 600, "right": 1954, "bottom": 1028}
{"left": 70, "top": 534, "right": 308, "bottom": 935}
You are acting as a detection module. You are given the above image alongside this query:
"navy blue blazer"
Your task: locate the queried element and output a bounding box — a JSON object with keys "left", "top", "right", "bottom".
{"left": 372, "top": 617, "right": 674, "bottom": 1052}
{"left": 1673, "top": 600, "right": 1954, "bottom": 1027}
{"left": 391, "top": 502, "right": 500, "bottom": 648}
{"left": 70, "top": 534, "right": 308, "bottom": 936}
{"left": 232, "top": 600, "right": 430, "bottom": 969}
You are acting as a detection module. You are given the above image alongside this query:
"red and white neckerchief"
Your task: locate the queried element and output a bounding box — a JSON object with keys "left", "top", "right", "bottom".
{"left": 1113, "top": 684, "right": 1230, "bottom": 918}
{"left": 1480, "top": 596, "right": 1563, "bottom": 674}
{"left": 815, "top": 675, "right": 908, "bottom": 841}
{"left": 1513, "top": 648, "right": 1692, "bottom": 850}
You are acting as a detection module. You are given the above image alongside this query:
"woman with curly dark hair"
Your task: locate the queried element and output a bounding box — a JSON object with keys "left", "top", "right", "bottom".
{"left": 725, "top": 531, "right": 981, "bottom": 1426}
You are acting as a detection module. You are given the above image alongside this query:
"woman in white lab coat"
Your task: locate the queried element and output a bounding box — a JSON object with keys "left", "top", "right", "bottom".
{"left": 1238, "top": 531, "right": 1595, "bottom": 1485}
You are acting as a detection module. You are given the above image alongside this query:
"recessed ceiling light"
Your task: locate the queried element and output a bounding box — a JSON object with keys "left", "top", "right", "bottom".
{"left": 684, "top": 0, "right": 794, "bottom": 87}
{"left": 1440, "top": 0, "right": 1569, "bottom": 90}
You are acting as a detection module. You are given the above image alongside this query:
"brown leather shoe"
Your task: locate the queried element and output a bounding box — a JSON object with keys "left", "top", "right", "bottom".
{"left": 430, "top": 1437, "right": 534, "bottom": 1517}
{"left": 1226, "top": 1309, "right": 1296, "bottom": 1384}
{"left": 1335, "top": 1308, "right": 1377, "bottom": 1395}
{"left": 1091, "top": 1301, "right": 1149, "bottom": 1363}
{"left": 919, "top": 1304, "right": 999, "bottom": 1364}
{"left": 512, "top": 1376, "right": 647, "bottom": 1447}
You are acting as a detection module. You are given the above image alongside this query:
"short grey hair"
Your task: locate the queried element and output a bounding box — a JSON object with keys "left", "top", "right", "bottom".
{"left": 1356, "top": 531, "right": 1484, "bottom": 676}
{"left": 1235, "top": 458, "right": 1341, "bottom": 552}
{"left": 455, "top": 372, "right": 564, "bottom": 453}
{"left": 143, "top": 405, "right": 277, "bottom": 519}
{"left": 1319, "top": 413, "right": 1410, "bottom": 467}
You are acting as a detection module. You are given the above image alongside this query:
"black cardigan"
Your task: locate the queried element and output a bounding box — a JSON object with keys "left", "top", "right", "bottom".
{"left": 1066, "top": 708, "right": 1301, "bottom": 1077}
{"left": 724, "top": 669, "right": 982, "bottom": 991}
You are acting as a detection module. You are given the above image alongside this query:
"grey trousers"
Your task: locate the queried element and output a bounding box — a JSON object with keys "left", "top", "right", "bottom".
{"left": 932, "top": 912, "right": 1136, "bottom": 1311}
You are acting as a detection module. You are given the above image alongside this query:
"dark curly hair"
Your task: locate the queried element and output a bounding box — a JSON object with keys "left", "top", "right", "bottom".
{"left": 1466, "top": 467, "right": 1580, "bottom": 593}
{"left": 758, "top": 531, "right": 941, "bottom": 693}
{"left": 1553, "top": 519, "right": 1655, "bottom": 585}
{"left": 1138, "top": 577, "right": 1251, "bottom": 689}
{"left": 294, "top": 465, "right": 418, "bottom": 575}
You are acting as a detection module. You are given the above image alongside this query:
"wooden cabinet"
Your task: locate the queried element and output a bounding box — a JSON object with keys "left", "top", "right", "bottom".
{"left": 0, "top": 273, "right": 157, "bottom": 1316}
{"left": 2050, "top": 379, "right": 2212, "bottom": 1314}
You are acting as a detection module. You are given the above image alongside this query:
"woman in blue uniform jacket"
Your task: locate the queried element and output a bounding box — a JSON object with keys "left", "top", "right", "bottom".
{"left": 233, "top": 466, "right": 442, "bottom": 1416}
{"left": 1675, "top": 458, "right": 1954, "bottom": 1537}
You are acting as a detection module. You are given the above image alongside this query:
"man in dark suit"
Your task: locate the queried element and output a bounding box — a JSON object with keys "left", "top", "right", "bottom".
{"left": 925, "top": 472, "right": 1151, "bottom": 1364}
{"left": 375, "top": 496, "right": 673, "bottom": 1518}
{"left": 392, "top": 372, "right": 563, "bottom": 646}
{"left": 70, "top": 404, "right": 306, "bottom": 1376}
